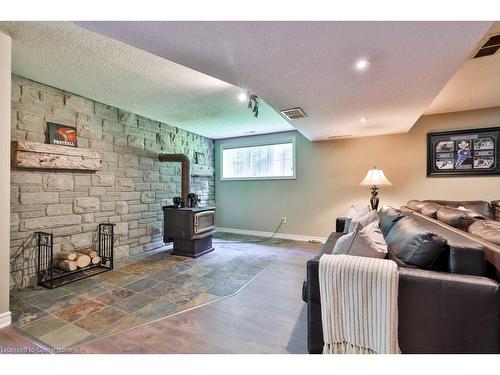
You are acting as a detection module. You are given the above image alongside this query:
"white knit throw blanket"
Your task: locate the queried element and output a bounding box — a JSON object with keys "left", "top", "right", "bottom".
{"left": 319, "top": 254, "right": 400, "bottom": 354}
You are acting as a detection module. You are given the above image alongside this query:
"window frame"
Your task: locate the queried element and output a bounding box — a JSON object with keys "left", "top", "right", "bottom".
{"left": 219, "top": 135, "right": 297, "bottom": 181}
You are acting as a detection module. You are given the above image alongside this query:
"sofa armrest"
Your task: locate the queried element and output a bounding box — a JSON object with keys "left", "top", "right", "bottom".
{"left": 306, "top": 256, "right": 323, "bottom": 353}
{"left": 491, "top": 200, "right": 500, "bottom": 221}
{"left": 398, "top": 267, "right": 499, "bottom": 353}
{"left": 448, "top": 245, "right": 486, "bottom": 276}
{"left": 336, "top": 217, "right": 346, "bottom": 233}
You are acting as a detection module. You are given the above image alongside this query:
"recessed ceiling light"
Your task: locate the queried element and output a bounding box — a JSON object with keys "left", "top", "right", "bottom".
{"left": 360, "top": 117, "right": 368, "bottom": 123}
{"left": 238, "top": 92, "right": 248, "bottom": 102}
{"left": 355, "top": 59, "right": 370, "bottom": 71}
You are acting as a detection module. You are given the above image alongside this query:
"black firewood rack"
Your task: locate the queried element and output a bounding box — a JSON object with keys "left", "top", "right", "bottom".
{"left": 36, "top": 223, "right": 114, "bottom": 289}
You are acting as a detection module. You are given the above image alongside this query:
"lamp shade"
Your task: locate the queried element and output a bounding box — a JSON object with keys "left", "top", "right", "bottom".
{"left": 359, "top": 168, "right": 392, "bottom": 186}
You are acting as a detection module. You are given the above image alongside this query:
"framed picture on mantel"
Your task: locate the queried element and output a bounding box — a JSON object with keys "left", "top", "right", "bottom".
{"left": 46, "top": 122, "right": 78, "bottom": 147}
{"left": 427, "top": 127, "right": 500, "bottom": 177}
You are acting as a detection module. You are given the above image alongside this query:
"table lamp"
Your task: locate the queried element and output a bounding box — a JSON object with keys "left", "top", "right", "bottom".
{"left": 359, "top": 167, "right": 392, "bottom": 210}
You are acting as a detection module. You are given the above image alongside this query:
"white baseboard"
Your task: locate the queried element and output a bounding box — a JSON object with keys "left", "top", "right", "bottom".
{"left": 0, "top": 311, "right": 11, "bottom": 329}
{"left": 216, "top": 227, "right": 327, "bottom": 243}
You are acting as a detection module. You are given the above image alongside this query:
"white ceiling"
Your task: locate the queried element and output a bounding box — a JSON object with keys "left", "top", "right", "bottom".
{"left": 77, "top": 21, "right": 492, "bottom": 140}
{"left": 426, "top": 22, "right": 500, "bottom": 115}
{"left": 0, "top": 21, "right": 293, "bottom": 139}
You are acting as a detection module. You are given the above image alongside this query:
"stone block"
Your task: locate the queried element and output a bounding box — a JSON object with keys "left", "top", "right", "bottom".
{"left": 102, "top": 119, "right": 124, "bottom": 134}
{"left": 114, "top": 245, "right": 130, "bottom": 260}
{"left": 115, "top": 222, "right": 128, "bottom": 236}
{"left": 128, "top": 204, "right": 148, "bottom": 214}
{"left": 138, "top": 116, "right": 160, "bottom": 133}
{"left": 95, "top": 103, "right": 118, "bottom": 121}
{"left": 138, "top": 156, "right": 154, "bottom": 166}
{"left": 20, "top": 192, "right": 59, "bottom": 205}
{"left": 141, "top": 192, "right": 156, "bottom": 204}
{"left": 74, "top": 175, "right": 91, "bottom": 186}
{"left": 77, "top": 116, "right": 102, "bottom": 140}
{"left": 90, "top": 134, "right": 113, "bottom": 150}
{"left": 143, "top": 171, "right": 160, "bottom": 182}
{"left": 12, "top": 172, "right": 42, "bottom": 185}
{"left": 134, "top": 183, "right": 150, "bottom": 191}
{"left": 115, "top": 178, "right": 134, "bottom": 191}
{"left": 23, "top": 214, "right": 81, "bottom": 230}
{"left": 62, "top": 232, "right": 94, "bottom": 251}
{"left": 74, "top": 197, "right": 100, "bottom": 213}
{"left": 119, "top": 192, "right": 140, "bottom": 201}
{"left": 47, "top": 204, "right": 73, "bottom": 216}
{"left": 118, "top": 154, "right": 138, "bottom": 168}
{"left": 82, "top": 213, "right": 94, "bottom": 223}
{"left": 18, "top": 111, "right": 45, "bottom": 130}
{"left": 129, "top": 245, "right": 144, "bottom": 256}
{"left": 65, "top": 94, "right": 95, "bottom": 114}
{"left": 92, "top": 172, "right": 115, "bottom": 187}
{"left": 113, "top": 134, "right": 127, "bottom": 146}
{"left": 21, "top": 210, "right": 47, "bottom": 219}
{"left": 127, "top": 135, "right": 144, "bottom": 149}
{"left": 10, "top": 213, "right": 20, "bottom": 230}
{"left": 11, "top": 82, "right": 21, "bottom": 102}
{"left": 125, "top": 169, "right": 143, "bottom": 178}
{"left": 148, "top": 203, "right": 161, "bottom": 212}
{"left": 101, "top": 201, "right": 116, "bottom": 211}
{"left": 52, "top": 225, "right": 83, "bottom": 237}
{"left": 118, "top": 110, "right": 137, "bottom": 127}
{"left": 48, "top": 106, "right": 77, "bottom": 123}
{"left": 116, "top": 201, "right": 128, "bottom": 215}
{"left": 42, "top": 175, "right": 74, "bottom": 191}
{"left": 129, "top": 228, "right": 147, "bottom": 238}
{"left": 26, "top": 132, "right": 46, "bottom": 143}
{"left": 89, "top": 186, "right": 106, "bottom": 196}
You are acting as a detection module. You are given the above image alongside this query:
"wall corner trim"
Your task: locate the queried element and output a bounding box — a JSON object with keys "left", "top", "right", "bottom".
{"left": 215, "top": 227, "right": 327, "bottom": 243}
{"left": 0, "top": 311, "right": 11, "bottom": 329}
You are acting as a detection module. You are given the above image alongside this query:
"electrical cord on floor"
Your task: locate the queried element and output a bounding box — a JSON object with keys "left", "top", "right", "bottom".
{"left": 212, "top": 218, "right": 286, "bottom": 244}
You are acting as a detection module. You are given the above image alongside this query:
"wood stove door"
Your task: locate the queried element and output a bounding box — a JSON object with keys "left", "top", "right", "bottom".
{"left": 193, "top": 210, "right": 215, "bottom": 235}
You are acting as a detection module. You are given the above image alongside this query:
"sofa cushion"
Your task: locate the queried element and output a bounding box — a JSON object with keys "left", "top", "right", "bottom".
{"left": 425, "top": 200, "right": 494, "bottom": 220}
{"left": 437, "top": 206, "right": 484, "bottom": 231}
{"left": 378, "top": 205, "right": 405, "bottom": 236}
{"left": 468, "top": 220, "right": 500, "bottom": 246}
{"left": 407, "top": 200, "right": 426, "bottom": 212}
{"left": 420, "top": 203, "right": 443, "bottom": 219}
{"left": 332, "top": 220, "right": 387, "bottom": 258}
{"left": 385, "top": 216, "right": 447, "bottom": 269}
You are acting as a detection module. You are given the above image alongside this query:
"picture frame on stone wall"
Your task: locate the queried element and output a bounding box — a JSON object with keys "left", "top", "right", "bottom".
{"left": 195, "top": 152, "right": 206, "bottom": 165}
{"left": 46, "top": 122, "right": 78, "bottom": 147}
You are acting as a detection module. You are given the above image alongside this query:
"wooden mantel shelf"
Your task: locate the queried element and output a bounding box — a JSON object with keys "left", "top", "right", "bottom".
{"left": 12, "top": 141, "right": 103, "bottom": 171}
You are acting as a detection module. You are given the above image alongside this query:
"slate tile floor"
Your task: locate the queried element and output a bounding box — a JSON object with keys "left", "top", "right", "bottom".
{"left": 10, "top": 233, "right": 288, "bottom": 349}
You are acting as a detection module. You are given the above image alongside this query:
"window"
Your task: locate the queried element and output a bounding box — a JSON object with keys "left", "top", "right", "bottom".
{"left": 221, "top": 138, "right": 296, "bottom": 180}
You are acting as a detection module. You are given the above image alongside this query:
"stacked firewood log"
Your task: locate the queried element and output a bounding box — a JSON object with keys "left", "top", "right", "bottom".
{"left": 54, "top": 249, "right": 101, "bottom": 271}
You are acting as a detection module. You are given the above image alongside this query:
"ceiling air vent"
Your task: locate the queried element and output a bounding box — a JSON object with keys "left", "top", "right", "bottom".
{"left": 473, "top": 34, "right": 500, "bottom": 59}
{"left": 280, "top": 107, "right": 307, "bottom": 120}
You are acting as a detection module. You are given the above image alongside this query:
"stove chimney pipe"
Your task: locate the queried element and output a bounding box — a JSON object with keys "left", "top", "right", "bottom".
{"left": 158, "top": 153, "right": 191, "bottom": 205}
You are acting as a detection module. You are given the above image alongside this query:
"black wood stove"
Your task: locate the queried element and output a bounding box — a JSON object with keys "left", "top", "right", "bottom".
{"left": 162, "top": 206, "right": 216, "bottom": 258}
{"left": 159, "top": 153, "right": 216, "bottom": 258}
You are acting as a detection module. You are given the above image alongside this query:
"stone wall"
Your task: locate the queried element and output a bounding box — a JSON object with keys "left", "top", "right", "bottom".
{"left": 10, "top": 75, "right": 215, "bottom": 290}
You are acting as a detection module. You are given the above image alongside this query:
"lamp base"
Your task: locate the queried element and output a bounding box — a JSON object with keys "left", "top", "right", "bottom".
{"left": 369, "top": 185, "right": 380, "bottom": 211}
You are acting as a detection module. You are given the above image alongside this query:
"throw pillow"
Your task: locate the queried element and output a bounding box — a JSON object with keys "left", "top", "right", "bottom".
{"left": 384, "top": 216, "right": 447, "bottom": 269}
{"left": 333, "top": 220, "right": 388, "bottom": 259}
{"left": 378, "top": 205, "right": 405, "bottom": 236}
{"left": 343, "top": 205, "right": 371, "bottom": 233}
{"left": 348, "top": 209, "right": 378, "bottom": 233}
